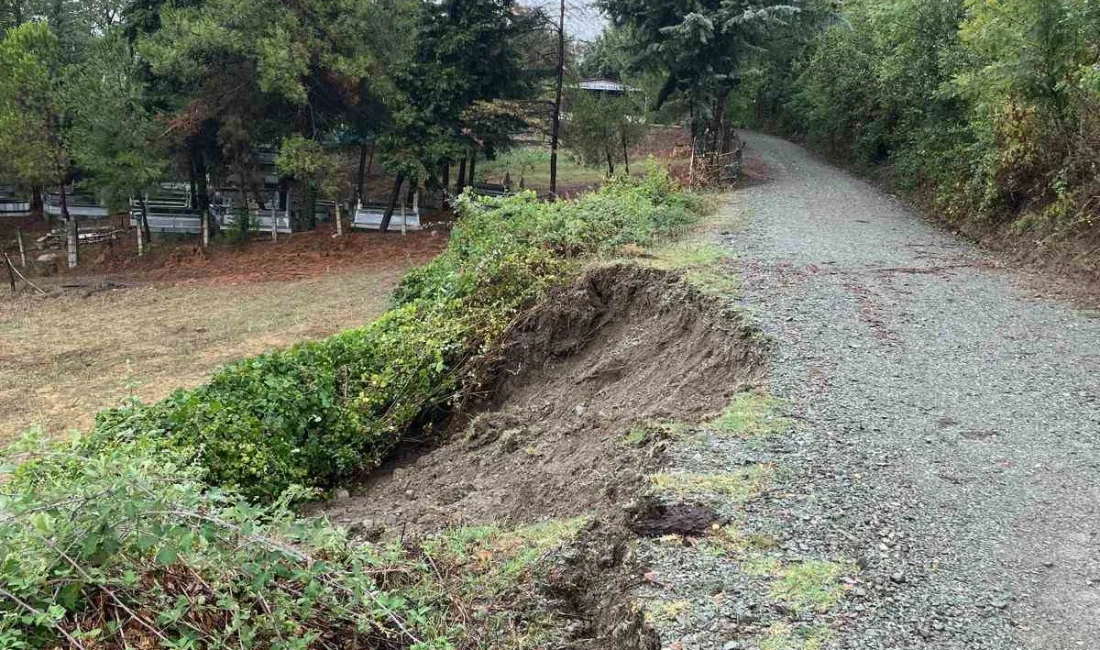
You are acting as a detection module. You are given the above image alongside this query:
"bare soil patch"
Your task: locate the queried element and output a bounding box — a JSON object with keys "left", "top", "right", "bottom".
{"left": 2, "top": 224, "right": 447, "bottom": 288}
{"left": 318, "top": 264, "right": 764, "bottom": 538}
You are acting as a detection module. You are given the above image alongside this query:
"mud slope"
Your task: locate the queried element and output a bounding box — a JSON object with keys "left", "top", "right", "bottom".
{"left": 726, "top": 131, "right": 1100, "bottom": 650}
{"left": 318, "top": 264, "right": 764, "bottom": 537}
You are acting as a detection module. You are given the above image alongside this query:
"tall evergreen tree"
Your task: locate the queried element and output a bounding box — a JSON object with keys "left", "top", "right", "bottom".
{"left": 598, "top": 0, "right": 797, "bottom": 153}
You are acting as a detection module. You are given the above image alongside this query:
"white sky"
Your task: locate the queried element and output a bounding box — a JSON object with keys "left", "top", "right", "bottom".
{"left": 519, "top": 0, "right": 607, "bottom": 43}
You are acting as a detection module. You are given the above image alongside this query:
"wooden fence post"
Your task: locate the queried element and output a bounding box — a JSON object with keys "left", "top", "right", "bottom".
{"left": 15, "top": 227, "right": 26, "bottom": 267}
{"left": 136, "top": 218, "right": 144, "bottom": 257}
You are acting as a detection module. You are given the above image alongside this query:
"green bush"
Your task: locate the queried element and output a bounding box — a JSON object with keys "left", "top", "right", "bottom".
{"left": 0, "top": 434, "right": 452, "bottom": 650}
{"left": 84, "top": 166, "right": 700, "bottom": 500}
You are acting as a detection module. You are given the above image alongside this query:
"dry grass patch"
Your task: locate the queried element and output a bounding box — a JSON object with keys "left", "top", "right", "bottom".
{"left": 0, "top": 266, "right": 417, "bottom": 443}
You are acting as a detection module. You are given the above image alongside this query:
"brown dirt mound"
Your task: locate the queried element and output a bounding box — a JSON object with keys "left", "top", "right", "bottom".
{"left": 318, "top": 264, "right": 764, "bottom": 537}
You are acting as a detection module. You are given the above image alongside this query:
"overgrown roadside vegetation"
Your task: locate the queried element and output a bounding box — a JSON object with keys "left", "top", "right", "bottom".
{"left": 733, "top": 0, "right": 1100, "bottom": 272}
{"left": 0, "top": 169, "right": 707, "bottom": 649}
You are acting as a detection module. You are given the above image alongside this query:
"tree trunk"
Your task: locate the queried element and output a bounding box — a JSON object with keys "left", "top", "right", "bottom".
{"left": 550, "top": 0, "right": 565, "bottom": 197}
{"left": 710, "top": 87, "right": 731, "bottom": 155}
{"left": 305, "top": 183, "right": 317, "bottom": 231}
{"left": 290, "top": 181, "right": 302, "bottom": 231}
{"left": 335, "top": 202, "right": 343, "bottom": 237}
{"left": 31, "top": 185, "right": 43, "bottom": 222}
{"left": 468, "top": 150, "right": 477, "bottom": 186}
{"left": 441, "top": 163, "right": 451, "bottom": 206}
{"left": 356, "top": 142, "right": 374, "bottom": 205}
{"left": 237, "top": 169, "right": 248, "bottom": 211}
{"left": 188, "top": 162, "right": 198, "bottom": 209}
{"left": 689, "top": 103, "right": 697, "bottom": 151}
{"left": 193, "top": 149, "right": 214, "bottom": 236}
{"left": 356, "top": 142, "right": 368, "bottom": 204}
{"left": 622, "top": 133, "right": 631, "bottom": 175}
{"left": 60, "top": 184, "right": 77, "bottom": 269}
{"left": 249, "top": 178, "right": 266, "bottom": 211}
{"left": 140, "top": 196, "right": 151, "bottom": 243}
{"left": 194, "top": 148, "right": 209, "bottom": 209}
{"left": 380, "top": 173, "right": 405, "bottom": 233}
{"left": 456, "top": 156, "right": 467, "bottom": 194}
{"left": 606, "top": 147, "right": 615, "bottom": 177}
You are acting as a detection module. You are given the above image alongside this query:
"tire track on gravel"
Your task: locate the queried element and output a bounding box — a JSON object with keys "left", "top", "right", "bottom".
{"left": 725, "top": 131, "right": 1100, "bottom": 649}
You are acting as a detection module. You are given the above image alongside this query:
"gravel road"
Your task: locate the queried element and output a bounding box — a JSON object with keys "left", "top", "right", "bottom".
{"left": 723, "top": 132, "right": 1100, "bottom": 649}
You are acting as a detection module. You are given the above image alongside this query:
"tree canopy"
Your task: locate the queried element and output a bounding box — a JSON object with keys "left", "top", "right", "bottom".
{"left": 597, "top": 0, "right": 797, "bottom": 151}
{"left": 0, "top": 0, "right": 553, "bottom": 240}
{"left": 735, "top": 0, "right": 1100, "bottom": 244}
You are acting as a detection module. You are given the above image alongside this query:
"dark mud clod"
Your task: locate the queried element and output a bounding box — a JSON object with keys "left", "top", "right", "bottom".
{"left": 627, "top": 500, "right": 719, "bottom": 538}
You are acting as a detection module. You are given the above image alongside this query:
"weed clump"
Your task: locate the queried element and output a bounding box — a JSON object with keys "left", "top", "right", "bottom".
{"left": 707, "top": 392, "right": 790, "bottom": 438}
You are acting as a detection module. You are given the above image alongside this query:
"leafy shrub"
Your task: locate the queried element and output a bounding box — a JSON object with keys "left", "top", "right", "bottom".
{"left": 1, "top": 435, "right": 609, "bottom": 650}
{"left": 0, "top": 434, "right": 451, "bottom": 650}
{"left": 85, "top": 167, "right": 700, "bottom": 500}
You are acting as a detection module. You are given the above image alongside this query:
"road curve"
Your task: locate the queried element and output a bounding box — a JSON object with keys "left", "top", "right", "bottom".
{"left": 726, "top": 132, "right": 1100, "bottom": 649}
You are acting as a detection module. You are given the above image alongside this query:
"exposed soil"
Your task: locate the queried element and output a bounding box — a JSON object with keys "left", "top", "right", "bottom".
{"left": 2, "top": 223, "right": 448, "bottom": 289}
{"left": 547, "top": 520, "right": 662, "bottom": 650}
{"left": 311, "top": 264, "right": 764, "bottom": 649}
{"left": 318, "top": 265, "right": 763, "bottom": 539}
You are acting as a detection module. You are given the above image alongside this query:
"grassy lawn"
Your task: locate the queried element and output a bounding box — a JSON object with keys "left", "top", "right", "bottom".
{"left": 476, "top": 147, "right": 652, "bottom": 195}
{"left": 0, "top": 267, "right": 415, "bottom": 443}
{"left": 474, "top": 128, "right": 692, "bottom": 195}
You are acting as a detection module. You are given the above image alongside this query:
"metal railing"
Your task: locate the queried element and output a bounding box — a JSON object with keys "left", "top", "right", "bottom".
{"left": 130, "top": 187, "right": 204, "bottom": 234}
{"left": 351, "top": 201, "right": 422, "bottom": 232}
{"left": 44, "top": 192, "right": 110, "bottom": 219}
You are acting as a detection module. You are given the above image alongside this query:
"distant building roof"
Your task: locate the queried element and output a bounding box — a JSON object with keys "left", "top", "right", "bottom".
{"left": 575, "top": 78, "right": 641, "bottom": 93}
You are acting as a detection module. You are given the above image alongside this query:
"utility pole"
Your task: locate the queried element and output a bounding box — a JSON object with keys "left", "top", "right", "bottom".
{"left": 549, "top": 0, "right": 565, "bottom": 199}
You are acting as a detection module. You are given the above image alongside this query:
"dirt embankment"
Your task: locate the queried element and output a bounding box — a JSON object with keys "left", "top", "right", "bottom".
{"left": 317, "top": 264, "right": 765, "bottom": 648}
{"left": 320, "top": 265, "right": 763, "bottom": 535}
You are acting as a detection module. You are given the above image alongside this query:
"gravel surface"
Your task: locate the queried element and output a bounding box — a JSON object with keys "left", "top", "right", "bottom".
{"left": 700, "top": 132, "right": 1100, "bottom": 649}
